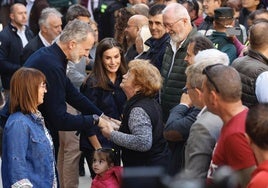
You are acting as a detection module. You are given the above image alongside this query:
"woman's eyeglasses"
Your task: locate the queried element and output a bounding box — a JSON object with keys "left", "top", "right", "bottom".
{"left": 40, "top": 82, "right": 47, "bottom": 89}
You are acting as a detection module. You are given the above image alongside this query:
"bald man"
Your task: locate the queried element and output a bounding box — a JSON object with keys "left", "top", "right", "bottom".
{"left": 124, "top": 14, "right": 149, "bottom": 63}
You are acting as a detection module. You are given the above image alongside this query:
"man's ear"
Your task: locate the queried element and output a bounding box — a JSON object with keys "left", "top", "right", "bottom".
{"left": 40, "top": 25, "right": 47, "bottom": 33}
{"left": 68, "top": 40, "right": 76, "bottom": 50}
{"left": 196, "top": 88, "right": 202, "bottom": 95}
{"left": 182, "top": 18, "right": 188, "bottom": 25}
{"left": 210, "top": 90, "right": 218, "bottom": 106}
{"left": 216, "top": 0, "right": 222, "bottom": 7}
{"left": 9, "top": 13, "right": 14, "bottom": 20}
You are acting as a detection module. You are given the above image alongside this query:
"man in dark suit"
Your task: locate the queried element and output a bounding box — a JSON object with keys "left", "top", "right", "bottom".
{"left": 28, "top": 0, "right": 50, "bottom": 35}
{"left": 0, "top": 3, "right": 34, "bottom": 91}
{"left": 21, "top": 7, "right": 62, "bottom": 63}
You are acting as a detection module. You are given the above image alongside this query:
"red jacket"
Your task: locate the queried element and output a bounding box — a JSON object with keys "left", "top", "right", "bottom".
{"left": 91, "top": 166, "right": 123, "bottom": 188}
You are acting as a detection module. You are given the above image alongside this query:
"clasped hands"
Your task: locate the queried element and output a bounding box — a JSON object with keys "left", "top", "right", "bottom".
{"left": 98, "top": 114, "right": 121, "bottom": 139}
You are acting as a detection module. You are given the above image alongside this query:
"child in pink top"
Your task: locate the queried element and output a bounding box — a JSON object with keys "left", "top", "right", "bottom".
{"left": 91, "top": 148, "right": 123, "bottom": 188}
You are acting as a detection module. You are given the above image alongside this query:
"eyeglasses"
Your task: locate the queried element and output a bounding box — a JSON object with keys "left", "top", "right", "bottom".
{"left": 182, "top": 86, "right": 195, "bottom": 94}
{"left": 39, "top": 82, "right": 47, "bottom": 89}
{"left": 164, "top": 18, "right": 184, "bottom": 29}
{"left": 202, "top": 64, "right": 223, "bottom": 93}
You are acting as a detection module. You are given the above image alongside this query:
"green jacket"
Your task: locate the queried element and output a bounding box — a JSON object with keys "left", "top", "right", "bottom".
{"left": 208, "top": 31, "right": 237, "bottom": 64}
{"left": 160, "top": 28, "right": 198, "bottom": 122}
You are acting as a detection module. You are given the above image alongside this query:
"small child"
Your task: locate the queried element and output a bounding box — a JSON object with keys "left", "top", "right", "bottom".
{"left": 91, "top": 148, "right": 123, "bottom": 188}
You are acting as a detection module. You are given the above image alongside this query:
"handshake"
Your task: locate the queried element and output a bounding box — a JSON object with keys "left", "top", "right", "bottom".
{"left": 94, "top": 114, "right": 121, "bottom": 139}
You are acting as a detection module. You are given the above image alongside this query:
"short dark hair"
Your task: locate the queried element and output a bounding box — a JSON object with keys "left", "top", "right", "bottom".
{"left": 149, "top": 4, "right": 166, "bottom": 16}
{"left": 66, "top": 4, "right": 91, "bottom": 22}
{"left": 249, "top": 20, "right": 268, "bottom": 50}
{"left": 248, "top": 8, "right": 268, "bottom": 22}
{"left": 203, "top": 64, "right": 242, "bottom": 102}
{"left": 246, "top": 104, "right": 268, "bottom": 150}
{"left": 189, "top": 35, "right": 215, "bottom": 55}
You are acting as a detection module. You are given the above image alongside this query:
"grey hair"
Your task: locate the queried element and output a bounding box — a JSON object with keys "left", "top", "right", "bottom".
{"left": 162, "top": 3, "right": 191, "bottom": 23}
{"left": 186, "top": 49, "right": 229, "bottom": 89}
{"left": 193, "top": 49, "right": 229, "bottom": 66}
{"left": 59, "top": 19, "right": 94, "bottom": 43}
{"left": 38, "top": 7, "right": 62, "bottom": 27}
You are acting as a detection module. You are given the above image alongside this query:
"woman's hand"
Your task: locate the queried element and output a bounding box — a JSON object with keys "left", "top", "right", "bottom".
{"left": 100, "top": 114, "right": 121, "bottom": 130}
{"left": 98, "top": 117, "right": 115, "bottom": 139}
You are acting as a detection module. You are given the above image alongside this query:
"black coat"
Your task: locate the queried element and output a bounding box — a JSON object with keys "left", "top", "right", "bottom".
{"left": 21, "top": 35, "right": 44, "bottom": 64}
{"left": 0, "top": 23, "right": 34, "bottom": 89}
{"left": 138, "top": 33, "right": 170, "bottom": 71}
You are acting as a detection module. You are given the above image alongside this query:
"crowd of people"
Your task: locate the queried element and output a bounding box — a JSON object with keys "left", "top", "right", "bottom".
{"left": 0, "top": 0, "right": 268, "bottom": 187}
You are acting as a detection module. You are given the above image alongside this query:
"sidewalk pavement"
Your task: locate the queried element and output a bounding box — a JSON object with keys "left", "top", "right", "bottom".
{"left": 0, "top": 159, "right": 92, "bottom": 188}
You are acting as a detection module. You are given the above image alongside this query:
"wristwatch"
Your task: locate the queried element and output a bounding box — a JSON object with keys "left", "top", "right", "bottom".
{"left": 93, "top": 114, "right": 99, "bottom": 125}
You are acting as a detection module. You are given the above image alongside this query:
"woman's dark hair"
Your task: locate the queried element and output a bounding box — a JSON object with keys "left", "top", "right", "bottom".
{"left": 182, "top": 0, "right": 199, "bottom": 20}
{"left": 87, "top": 38, "right": 128, "bottom": 90}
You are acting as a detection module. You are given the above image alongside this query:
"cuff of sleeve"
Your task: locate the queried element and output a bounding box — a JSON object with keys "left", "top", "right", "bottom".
{"left": 179, "top": 103, "right": 190, "bottom": 108}
{"left": 12, "top": 179, "right": 33, "bottom": 188}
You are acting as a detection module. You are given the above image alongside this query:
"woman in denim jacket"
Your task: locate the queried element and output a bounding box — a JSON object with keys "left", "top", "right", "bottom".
{"left": 1, "top": 68, "right": 57, "bottom": 188}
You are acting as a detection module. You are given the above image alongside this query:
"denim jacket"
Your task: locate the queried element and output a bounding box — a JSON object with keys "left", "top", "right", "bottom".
{"left": 1, "top": 112, "right": 57, "bottom": 188}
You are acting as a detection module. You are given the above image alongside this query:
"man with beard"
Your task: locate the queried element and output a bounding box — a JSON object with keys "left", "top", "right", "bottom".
{"left": 23, "top": 19, "right": 103, "bottom": 160}
{"left": 161, "top": 3, "right": 198, "bottom": 122}
{"left": 21, "top": 7, "right": 62, "bottom": 63}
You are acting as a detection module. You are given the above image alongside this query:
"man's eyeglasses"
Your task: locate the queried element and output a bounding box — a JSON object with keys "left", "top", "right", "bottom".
{"left": 164, "top": 18, "right": 184, "bottom": 29}
{"left": 182, "top": 86, "right": 195, "bottom": 94}
{"left": 202, "top": 64, "right": 223, "bottom": 93}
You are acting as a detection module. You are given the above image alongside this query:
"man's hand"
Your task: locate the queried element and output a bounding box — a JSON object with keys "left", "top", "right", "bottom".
{"left": 100, "top": 114, "right": 121, "bottom": 130}
{"left": 98, "top": 116, "right": 117, "bottom": 139}
{"left": 180, "top": 93, "right": 193, "bottom": 107}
